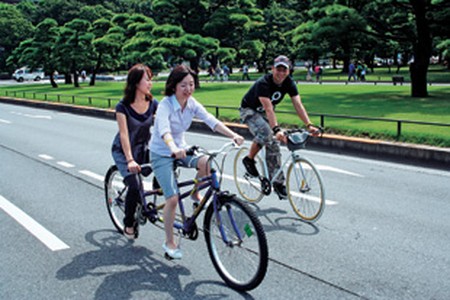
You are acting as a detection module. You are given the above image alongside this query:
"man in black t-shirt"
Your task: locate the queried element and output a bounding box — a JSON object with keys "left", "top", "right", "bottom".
{"left": 239, "top": 55, "right": 319, "bottom": 199}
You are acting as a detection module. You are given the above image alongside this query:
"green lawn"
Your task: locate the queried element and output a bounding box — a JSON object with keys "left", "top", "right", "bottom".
{"left": 195, "top": 64, "right": 450, "bottom": 83}
{"left": 1, "top": 80, "right": 449, "bottom": 147}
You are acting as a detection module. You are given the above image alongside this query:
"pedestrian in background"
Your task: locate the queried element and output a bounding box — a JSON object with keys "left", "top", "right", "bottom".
{"left": 242, "top": 63, "right": 250, "bottom": 81}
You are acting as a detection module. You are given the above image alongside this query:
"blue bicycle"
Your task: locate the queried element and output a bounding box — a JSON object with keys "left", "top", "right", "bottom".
{"left": 104, "top": 142, "right": 268, "bottom": 291}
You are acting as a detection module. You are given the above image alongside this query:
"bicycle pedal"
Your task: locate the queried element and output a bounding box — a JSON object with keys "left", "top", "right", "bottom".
{"left": 138, "top": 214, "right": 147, "bottom": 225}
{"left": 276, "top": 192, "right": 288, "bottom": 200}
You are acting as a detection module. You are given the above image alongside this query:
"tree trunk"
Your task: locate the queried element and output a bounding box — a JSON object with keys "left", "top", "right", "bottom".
{"left": 410, "top": 62, "right": 428, "bottom": 97}
{"left": 409, "top": 0, "right": 431, "bottom": 97}
{"left": 65, "top": 72, "right": 72, "bottom": 84}
{"left": 89, "top": 71, "right": 96, "bottom": 86}
{"left": 73, "top": 72, "right": 79, "bottom": 88}
{"left": 189, "top": 57, "right": 201, "bottom": 89}
{"left": 90, "top": 54, "right": 102, "bottom": 86}
{"left": 50, "top": 75, "right": 58, "bottom": 88}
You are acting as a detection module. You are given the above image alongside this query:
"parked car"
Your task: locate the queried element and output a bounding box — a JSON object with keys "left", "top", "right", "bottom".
{"left": 12, "top": 67, "right": 45, "bottom": 82}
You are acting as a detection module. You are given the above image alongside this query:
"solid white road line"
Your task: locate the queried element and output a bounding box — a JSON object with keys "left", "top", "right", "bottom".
{"left": 79, "top": 170, "right": 104, "bottom": 182}
{"left": 221, "top": 174, "right": 338, "bottom": 205}
{"left": 0, "top": 195, "right": 70, "bottom": 251}
{"left": 317, "top": 165, "right": 364, "bottom": 177}
{"left": 0, "top": 118, "right": 12, "bottom": 124}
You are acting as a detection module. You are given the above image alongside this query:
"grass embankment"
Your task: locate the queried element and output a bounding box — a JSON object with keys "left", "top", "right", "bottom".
{"left": 1, "top": 80, "right": 449, "bottom": 147}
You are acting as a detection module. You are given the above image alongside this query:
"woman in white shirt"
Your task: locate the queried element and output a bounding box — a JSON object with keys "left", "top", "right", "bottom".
{"left": 149, "top": 65, "right": 244, "bottom": 259}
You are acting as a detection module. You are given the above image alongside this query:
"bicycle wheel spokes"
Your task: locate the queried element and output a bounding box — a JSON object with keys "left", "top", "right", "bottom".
{"left": 233, "top": 147, "right": 264, "bottom": 203}
{"left": 286, "top": 158, "right": 325, "bottom": 222}
{"left": 204, "top": 195, "right": 268, "bottom": 291}
{"left": 105, "top": 166, "right": 127, "bottom": 233}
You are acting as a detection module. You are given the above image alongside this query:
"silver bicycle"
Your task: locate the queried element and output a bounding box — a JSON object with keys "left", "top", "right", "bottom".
{"left": 233, "top": 128, "right": 325, "bottom": 222}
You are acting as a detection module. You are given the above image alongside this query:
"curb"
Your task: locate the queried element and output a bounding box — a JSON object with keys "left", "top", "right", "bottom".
{"left": 1, "top": 96, "right": 449, "bottom": 169}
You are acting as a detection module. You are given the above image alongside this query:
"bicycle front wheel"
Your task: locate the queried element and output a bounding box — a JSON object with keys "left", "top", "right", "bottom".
{"left": 104, "top": 165, "right": 127, "bottom": 233}
{"left": 203, "top": 193, "right": 268, "bottom": 291}
{"left": 286, "top": 157, "right": 325, "bottom": 222}
{"left": 233, "top": 147, "right": 264, "bottom": 203}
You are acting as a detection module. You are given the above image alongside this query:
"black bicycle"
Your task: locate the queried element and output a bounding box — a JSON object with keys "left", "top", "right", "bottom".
{"left": 104, "top": 142, "right": 268, "bottom": 291}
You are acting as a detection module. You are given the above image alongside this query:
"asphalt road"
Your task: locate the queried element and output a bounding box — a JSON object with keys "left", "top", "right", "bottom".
{"left": 1, "top": 102, "right": 449, "bottom": 299}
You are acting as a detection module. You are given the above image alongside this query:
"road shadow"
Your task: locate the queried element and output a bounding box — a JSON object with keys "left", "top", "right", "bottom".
{"left": 248, "top": 204, "right": 320, "bottom": 236}
{"left": 56, "top": 229, "right": 255, "bottom": 299}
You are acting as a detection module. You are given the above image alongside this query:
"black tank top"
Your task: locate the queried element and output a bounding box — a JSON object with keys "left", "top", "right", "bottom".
{"left": 112, "top": 99, "right": 158, "bottom": 163}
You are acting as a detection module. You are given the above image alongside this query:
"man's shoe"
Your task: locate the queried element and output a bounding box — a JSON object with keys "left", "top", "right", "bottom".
{"left": 163, "top": 243, "right": 183, "bottom": 260}
{"left": 242, "top": 156, "right": 259, "bottom": 177}
{"left": 273, "top": 183, "right": 288, "bottom": 200}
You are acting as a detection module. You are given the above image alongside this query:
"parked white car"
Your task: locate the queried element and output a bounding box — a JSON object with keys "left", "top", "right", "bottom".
{"left": 12, "top": 67, "right": 45, "bottom": 82}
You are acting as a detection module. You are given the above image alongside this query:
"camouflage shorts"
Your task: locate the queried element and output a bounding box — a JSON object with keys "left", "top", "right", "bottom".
{"left": 239, "top": 107, "right": 273, "bottom": 145}
{"left": 239, "top": 107, "right": 284, "bottom": 183}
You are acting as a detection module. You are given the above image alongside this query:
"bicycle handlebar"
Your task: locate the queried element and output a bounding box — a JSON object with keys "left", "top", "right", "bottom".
{"left": 170, "top": 145, "right": 199, "bottom": 158}
{"left": 283, "top": 127, "right": 324, "bottom": 136}
{"left": 282, "top": 127, "right": 324, "bottom": 151}
{"left": 170, "top": 142, "right": 239, "bottom": 158}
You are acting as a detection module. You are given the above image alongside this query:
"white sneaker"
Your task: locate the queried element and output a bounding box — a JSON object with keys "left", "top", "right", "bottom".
{"left": 162, "top": 243, "right": 183, "bottom": 259}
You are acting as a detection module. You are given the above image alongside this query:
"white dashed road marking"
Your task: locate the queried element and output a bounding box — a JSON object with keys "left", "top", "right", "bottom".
{"left": 38, "top": 154, "right": 54, "bottom": 160}
{"left": 37, "top": 152, "right": 360, "bottom": 207}
{"left": 57, "top": 161, "right": 75, "bottom": 168}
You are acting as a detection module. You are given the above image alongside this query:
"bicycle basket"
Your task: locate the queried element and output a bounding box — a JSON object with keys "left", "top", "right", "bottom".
{"left": 287, "top": 131, "right": 309, "bottom": 151}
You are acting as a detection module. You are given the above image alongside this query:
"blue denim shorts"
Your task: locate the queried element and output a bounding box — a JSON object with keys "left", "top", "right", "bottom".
{"left": 150, "top": 151, "right": 201, "bottom": 199}
{"left": 112, "top": 148, "right": 133, "bottom": 179}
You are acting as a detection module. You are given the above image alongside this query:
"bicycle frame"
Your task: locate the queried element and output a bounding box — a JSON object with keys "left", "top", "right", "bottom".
{"left": 105, "top": 141, "right": 269, "bottom": 291}
{"left": 256, "top": 146, "right": 300, "bottom": 185}
{"left": 136, "top": 142, "right": 241, "bottom": 240}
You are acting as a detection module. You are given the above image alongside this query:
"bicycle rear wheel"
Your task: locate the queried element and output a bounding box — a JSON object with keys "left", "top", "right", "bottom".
{"left": 104, "top": 165, "right": 127, "bottom": 233}
{"left": 286, "top": 157, "right": 325, "bottom": 222}
{"left": 203, "top": 193, "right": 268, "bottom": 291}
{"left": 233, "top": 147, "right": 264, "bottom": 203}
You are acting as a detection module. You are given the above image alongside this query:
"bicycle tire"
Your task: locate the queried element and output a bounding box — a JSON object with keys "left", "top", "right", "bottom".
{"left": 233, "top": 147, "right": 264, "bottom": 203}
{"left": 203, "top": 193, "right": 268, "bottom": 291}
{"left": 104, "top": 165, "right": 127, "bottom": 233}
{"left": 286, "top": 157, "right": 325, "bottom": 222}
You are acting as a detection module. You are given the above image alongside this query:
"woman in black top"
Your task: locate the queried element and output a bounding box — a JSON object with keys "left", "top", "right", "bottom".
{"left": 111, "top": 64, "right": 158, "bottom": 239}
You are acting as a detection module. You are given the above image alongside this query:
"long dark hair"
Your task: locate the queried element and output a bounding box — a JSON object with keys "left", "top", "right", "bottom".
{"left": 123, "top": 64, "right": 153, "bottom": 104}
{"left": 164, "top": 65, "right": 197, "bottom": 96}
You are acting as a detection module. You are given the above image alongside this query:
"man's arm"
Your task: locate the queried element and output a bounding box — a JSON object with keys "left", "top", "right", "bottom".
{"left": 259, "top": 96, "right": 278, "bottom": 128}
{"left": 291, "top": 95, "right": 320, "bottom": 134}
{"left": 291, "top": 95, "right": 312, "bottom": 125}
{"left": 260, "top": 96, "right": 287, "bottom": 142}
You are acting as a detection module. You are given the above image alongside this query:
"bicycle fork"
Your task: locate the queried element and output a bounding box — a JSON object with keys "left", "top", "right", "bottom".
{"left": 213, "top": 195, "right": 245, "bottom": 247}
